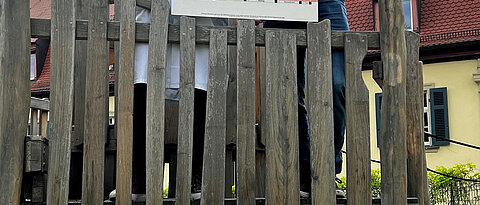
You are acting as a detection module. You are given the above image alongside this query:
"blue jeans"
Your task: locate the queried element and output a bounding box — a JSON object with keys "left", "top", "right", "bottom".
{"left": 263, "top": 0, "right": 349, "bottom": 190}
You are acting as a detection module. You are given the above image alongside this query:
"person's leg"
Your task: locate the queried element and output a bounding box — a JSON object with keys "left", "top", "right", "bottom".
{"left": 132, "top": 83, "right": 147, "bottom": 194}
{"left": 318, "top": 0, "right": 349, "bottom": 175}
{"left": 297, "top": 48, "right": 311, "bottom": 193}
{"left": 191, "top": 89, "right": 207, "bottom": 192}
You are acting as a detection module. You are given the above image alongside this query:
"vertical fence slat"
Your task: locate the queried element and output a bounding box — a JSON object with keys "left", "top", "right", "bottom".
{"left": 0, "top": 0, "right": 31, "bottom": 203}
{"left": 175, "top": 16, "right": 196, "bottom": 205}
{"left": 405, "top": 31, "right": 430, "bottom": 205}
{"left": 72, "top": 0, "right": 88, "bottom": 148}
{"left": 306, "top": 20, "right": 336, "bottom": 205}
{"left": 201, "top": 29, "right": 228, "bottom": 205}
{"left": 146, "top": 0, "right": 169, "bottom": 203}
{"left": 115, "top": 0, "right": 136, "bottom": 203}
{"left": 345, "top": 33, "right": 371, "bottom": 205}
{"left": 378, "top": 0, "right": 409, "bottom": 204}
{"left": 46, "top": 0, "right": 76, "bottom": 204}
{"left": 236, "top": 19, "right": 256, "bottom": 205}
{"left": 265, "top": 30, "right": 300, "bottom": 205}
{"left": 82, "top": 0, "right": 109, "bottom": 203}
{"left": 226, "top": 20, "right": 238, "bottom": 146}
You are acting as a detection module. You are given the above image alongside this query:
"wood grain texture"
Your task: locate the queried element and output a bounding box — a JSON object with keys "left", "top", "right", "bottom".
{"left": 115, "top": 0, "right": 136, "bottom": 203}
{"left": 258, "top": 46, "right": 266, "bottom": 147}
{"left": 344, "top": 33, "right": 372, "bottom": 205}
{"left": 265, "top": 30, "right": 300, "bottom": 205}
{"left": 201, "top": 29, "right": 228, "bottom": 205}
{"left": 46, "top": 0, "right": 76, "bottom": 204}
{"left": 306, "top": 20, "right": 336, "bottom": 205}
{"left": 145, "top": 0, "right": 169, "bottom": 203}
{"left": 30, "top": 18, "right": 383, "bottom": 49}
{"left": 175, "top": 16, "right": 196, "bottom": 205}
{"left": 0, "top": 0, "right": 31, "bottom": 204}
{"left": 236, "top": 20, "right": 256, "bottom": 205}
{"left": 405, "top": 31, "right": 430, "bottom": 205}
{"left": 30, "top": 98, "right": 50, "bottom": 111}
{"left": 82, "top": 0, "right": 109, "bottom": 204}
{"left": 378, "top": 0, "right": 409, "bottom": 204}
{"left": 32, "top": 109, "right": 39, "bottom": 135}
{"left": 72, "top": 0, "right": 88, "bottom": 147}
{"left": 226, "top": 19, "right": 237, "bottom": 146}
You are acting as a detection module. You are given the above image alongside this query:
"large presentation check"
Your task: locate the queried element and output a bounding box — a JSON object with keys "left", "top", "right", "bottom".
{"left": 171, "top": 0, "right": 318, "bottom": 22}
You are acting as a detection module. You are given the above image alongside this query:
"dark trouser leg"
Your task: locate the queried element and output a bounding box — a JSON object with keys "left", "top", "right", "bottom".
{"left": 132, "top": 83, "right": 147, "bottom": 194}
{"left": 191, "top": 89, "right": 207, "bottom": 192}
{"left": 332, "top": 51, "right": 346, "bottom": 175}
{"left": 297, "top": 48, "right": 311, "bottom": 192}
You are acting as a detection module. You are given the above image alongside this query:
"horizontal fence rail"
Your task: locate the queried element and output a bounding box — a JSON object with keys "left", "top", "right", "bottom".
{"left": 29, "top": 18, "right": 382, "bottom": 49}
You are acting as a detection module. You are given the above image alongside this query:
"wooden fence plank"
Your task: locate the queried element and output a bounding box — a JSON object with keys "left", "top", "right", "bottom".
{"left": 145, "top": 0, "right": 169, "bottom": 203}
{"left": 115, "top": 0, "right": 136, "bottom": 203}
{"left": 265, "top": 30, "right": 300, "bottom": 205}
{"left": 46, "top": 0, "right": 76, "bottom": 204}
{"left": 236, "top": 20, "right": 256, "bottom": 205}
{"left": 40, "top": 111, "right": 49, "bottom": 137}
{"left": 226, "top": 19, "right": 237, "bottom": 146}
{"left": 405, "top": 31, "right": 430, "bottom": 205}
{"left": 72, "top": 0, "right": 88, "bottom": 148}
{"left": 0, "top": 0, "right": 31, "bottom": 204}
{"left": 30, "top": 98, "right": 50, "bottom": 111}
{"left": 201, "top": 29, "right": 228, "bottom": 205}
{"left": 378, "top": 0, "right": 408, "bottom": 204}
{"left": 344, "top": 33, "right": 371, "bottom": 205}
{"left": 175, "top": 16, "right": 196, "bottom": 205}
{"left": 30, "top": 18, "right": 384, "bottom": 49}
{"left": 32, "top": 109, "right": 39, "bottom": 135}
{"left": 82, "top": 0, "right": 109, "bottom": 203}
{"left": 306, "top": 20, "right": 336, "bottom": 205}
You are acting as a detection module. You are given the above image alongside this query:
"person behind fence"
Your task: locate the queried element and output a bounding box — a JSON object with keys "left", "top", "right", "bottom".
{"left": 263, "top": 0, "right": 349, "bottom": 198}
{"left": 108, "top": 4, "right": 227, "bottom": 202}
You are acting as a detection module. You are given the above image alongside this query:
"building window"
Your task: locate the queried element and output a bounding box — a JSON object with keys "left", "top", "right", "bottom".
{"left": 375, "top": 87, "right": 450, "bottom": 147}
{"left": 30, "top": 54, "right": 36, "bottom": 80}
{"left": 374, "top": 0, "right": 419, "bottom": 31}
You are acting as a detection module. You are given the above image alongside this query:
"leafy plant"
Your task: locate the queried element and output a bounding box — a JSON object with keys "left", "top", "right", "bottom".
{"left": 335, "top": 169, "right": 382, "bottom": 198}
{"left": 428, "top": 163, "right": 480, "bottom": 204}
{"left": 163, "top": 188, "right": 168, "bottom": 198}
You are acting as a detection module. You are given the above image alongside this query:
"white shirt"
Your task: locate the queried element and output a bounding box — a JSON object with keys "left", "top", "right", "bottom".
{"left": 134, "top": 8, "right": 212, "bottom": 92}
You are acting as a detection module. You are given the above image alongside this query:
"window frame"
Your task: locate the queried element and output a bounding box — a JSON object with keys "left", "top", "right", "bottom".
{"left": 30, "top": 53, "right": 37, "bottom": 80}
{"left": 373, "top": 0, "right": 419, "bottom": 32}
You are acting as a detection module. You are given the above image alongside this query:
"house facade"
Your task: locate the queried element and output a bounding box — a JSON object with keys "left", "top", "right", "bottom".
{"left": 340, "top": 0, "right": 480, "bottom": 175}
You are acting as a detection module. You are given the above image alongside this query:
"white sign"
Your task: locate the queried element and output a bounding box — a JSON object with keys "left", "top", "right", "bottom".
{"left": 171, "top": 0, "right": 318, "bottom": 22}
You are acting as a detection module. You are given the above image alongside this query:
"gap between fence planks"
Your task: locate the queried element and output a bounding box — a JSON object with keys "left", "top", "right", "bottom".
{"left": 265, "top": 30, "right": 300, "bottom": 205}
{"left": 0, "top": 1, "right": 31, "bottom": 204}
{"left": 146, "top": 0, "right": 169, "bottom": 203}
{"left": 236, "top": 20, "right": 256, "bottom": 205}
{"left": 201, "top": 29, "right": 228, "bottom": 205}
{"left": 82, "top": 0, "right": 109, "bottom": 204}
{"left": 30, "top": 18, "right": 383, "bottom": 49}
{"left": 405, "top": 31, "right": 430, "bottom": 205}
{"left": 306, "top": 20, "right": 336, "bottom": 205}
{"left": 46, "top": 0, "right": 76, "bottom": 204}
{"left": 175, "top": 16, "right": 196, "bottom": 205}
{"left": 115, "top": 0, "right": 136, "bottom": 203}
{"left": 345, "top": 33, "right": 372, "bottom": 205}
{"left": 378, "top": 0, "right": 409, "bottom": 204}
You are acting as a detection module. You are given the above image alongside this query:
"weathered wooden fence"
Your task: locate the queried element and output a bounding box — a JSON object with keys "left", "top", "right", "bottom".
{"left": 0, "top": 0, "right": 430, "bottom": 204}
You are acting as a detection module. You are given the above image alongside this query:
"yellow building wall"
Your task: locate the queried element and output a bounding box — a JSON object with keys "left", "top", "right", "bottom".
{"left": 339, "top": 59, "right": 480, "bottom": 177}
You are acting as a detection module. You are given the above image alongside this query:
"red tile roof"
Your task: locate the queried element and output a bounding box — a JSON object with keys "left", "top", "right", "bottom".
{"left": 31, "top": 46, "right": 51, "bottom": 91}
{"left": 345, "top": 0, "right": 480, "bottom": 47}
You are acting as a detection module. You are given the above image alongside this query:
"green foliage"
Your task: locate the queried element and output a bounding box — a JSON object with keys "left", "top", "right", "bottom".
{"left": 335, "top": 169, "right": 382, "bottom": 198}
{"left": 428, "top": 163, "right": 480, "bottom": 204}
{"left": 232, "top": 185, "right": 236, "bottom": 196}
{"left": 163, "top": 188, "right": 168, "bottom": 198}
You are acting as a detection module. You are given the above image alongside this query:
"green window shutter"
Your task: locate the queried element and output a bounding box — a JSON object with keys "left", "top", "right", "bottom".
{"left": 375, "top": 93, "right": 382, "bottom": 147}
{"left": 430, "top": 87, "right": 450, "bottom": 146}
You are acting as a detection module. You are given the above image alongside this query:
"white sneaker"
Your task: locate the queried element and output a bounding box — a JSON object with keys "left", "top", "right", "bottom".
{"left": 190, "top": 192, "right": 201, "bottom": 201}
{"left": 300, "top": 190, "right": 310, "bottom": 198}
{"left": 108, "top": 189, "right": 146, "bottom": 202}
